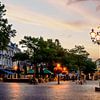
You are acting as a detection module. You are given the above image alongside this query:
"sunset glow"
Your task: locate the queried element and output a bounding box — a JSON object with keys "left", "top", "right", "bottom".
{"left": 1, "top": 0, "right": 100, "bottom": 60}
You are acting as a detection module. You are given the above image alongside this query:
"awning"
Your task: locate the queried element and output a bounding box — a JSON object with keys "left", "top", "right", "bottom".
{"left": 0, "top": 68, "right": 15, "bottom": 75}
{"left": 43, "top": 68, "right": 53, "bottom": 74}
{"left": 27, "top": 69, "right": 35, "bottom": 74}
{"left": 4, "top": 70, "right": 15, "bottom": 75}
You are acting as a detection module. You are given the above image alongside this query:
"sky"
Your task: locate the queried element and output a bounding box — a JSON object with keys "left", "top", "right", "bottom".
{"left": 1, "top": 0, "right": 100, "bottom": 60}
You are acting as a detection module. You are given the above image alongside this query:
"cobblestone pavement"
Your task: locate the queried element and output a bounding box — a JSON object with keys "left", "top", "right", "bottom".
{"left": 0, "top": 81, "right": 100, "bottom": 100}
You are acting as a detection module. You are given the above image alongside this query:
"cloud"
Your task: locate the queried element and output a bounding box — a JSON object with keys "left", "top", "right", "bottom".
{"left": 94, "top": 0, "right": 100, "bottom": 11}
{"left": 66, "top": 20, "right": 88, "bottom": 28}
{"left": 45, "top": 0, "right": 99, "bottom": 23}
{"left": 67, "top": 0, "right": 88, "bottom": 5}
{"left": 67, "top": 0, "right": 100, "bottom": 11}
{"left": 96, "top": 5, "right": 100, "bottom": 11}
{"left": 44, "top": 0, "right": 88, "bottom": 29}
{"left": 67, "top": 0, "right": 100, "bottom": 4}
{"left": 4, "top": 0, "right": 100, "bottom": 33}
{"left": 5, "top": 4, "right": 84, "bottom": 32}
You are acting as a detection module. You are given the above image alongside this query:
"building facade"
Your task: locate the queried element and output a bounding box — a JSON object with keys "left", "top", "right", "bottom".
{"left": 0, "top": 42, "right": 20, "bottom": 68}
{"left": 96, "top": 58, "right": 100, "bottom": 71}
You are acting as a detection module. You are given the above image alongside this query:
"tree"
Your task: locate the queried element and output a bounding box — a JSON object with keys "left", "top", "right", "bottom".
{"left": 69, "top": 45, "right": 89, "bottom": 66}
{"left": 13, "top": 52, "right": 29, "bottom": 61}
{"left": 19, "top": 36, "right": 39, "bottom": 63}
{"left": 19, "top": 36, "right": 68, "bottom": 72}
{"left": 13, "top": 52, "right": 29, "bottom": 78}
{"left": 0, "top": 2, "right": 16, "bottom": 50}
{"left": 68, "top": 45, "right": 90, "bottom": 78}
{"left": 83, "top": 59, "right": 96, "bottom": 74}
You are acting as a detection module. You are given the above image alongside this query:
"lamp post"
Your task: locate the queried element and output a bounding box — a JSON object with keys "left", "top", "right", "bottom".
{"left": 17, "top": 61, "right": 20, "bottom": 78}
{"left": 13, "top": 66, "right": 18, "bottom": 78}
{"left": 89, "top": 27, "right": 100, "bottom": 91}
{"left": 62, "top": 67, "right": 68, "bottom": 81}
{"left": 14, "top": 61, "right": 20, "bottom": 78}
{"left": 54, "top": 63, "right": 62, "bottom": 84}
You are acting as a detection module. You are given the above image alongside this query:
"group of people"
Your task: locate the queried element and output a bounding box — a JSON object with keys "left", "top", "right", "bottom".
{"left": 29, "top": 75, "right": 49, "bottom": 85}
{"left": 29, "top": 72, "right": 88, "bottom": 85}
{"left": 68, "top": 72, "right": 86, "bottom": 85}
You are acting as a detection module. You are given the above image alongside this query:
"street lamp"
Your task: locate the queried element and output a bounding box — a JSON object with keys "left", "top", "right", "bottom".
{"left": 90, "top": 28, "right": 100, "bottom": 45}
{"left": 89, "top": 27, "right": 100, "bottom": 91}
{"left": 62, "top": 67, "right": 68, "bottom": 74}
{"left": 14, "top": 66, "right": 18, "bottom": 71}
{"left": 54, "top": 63, "right": 62, "bottom": 84}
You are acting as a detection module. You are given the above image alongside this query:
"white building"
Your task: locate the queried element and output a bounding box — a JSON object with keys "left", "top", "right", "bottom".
{"left": 0, "top": 42, "right": 20, "bottom": 68}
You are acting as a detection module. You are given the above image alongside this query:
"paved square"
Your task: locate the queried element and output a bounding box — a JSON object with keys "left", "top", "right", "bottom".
{"left": 0, "top": 81, "right": 100, "bottom": 100}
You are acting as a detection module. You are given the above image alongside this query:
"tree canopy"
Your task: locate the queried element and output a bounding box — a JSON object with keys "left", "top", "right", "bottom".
{"left": 19, "top": 36, "right": 96, "bottom": 74}
{"left": 68, "top": 45, "right": 96, "bottom": 73}
{"left": 0, "top": 2, "right": 16, "bottom": 50}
